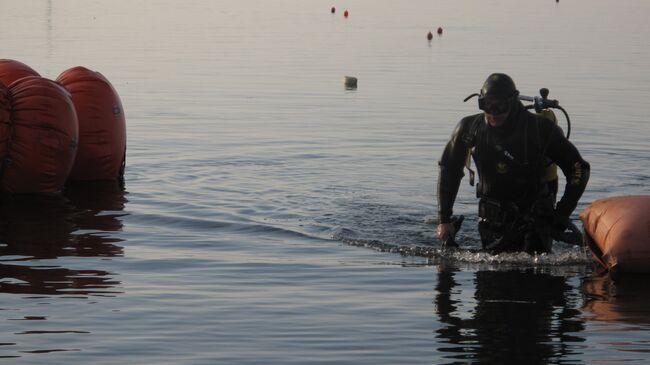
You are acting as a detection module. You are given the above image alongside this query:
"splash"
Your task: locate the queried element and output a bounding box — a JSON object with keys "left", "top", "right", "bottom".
{"left": 331, "top": 226, "right": 592, "bottom": 267}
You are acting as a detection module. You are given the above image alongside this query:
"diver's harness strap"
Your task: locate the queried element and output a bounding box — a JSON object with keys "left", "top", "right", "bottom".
{"left": 461, "top": 115, "right": 483, "bottom": 187}
{"left": 479, "top": 197, "right": 517, "bottom": 227}
{"left": 465, "top": 152, "right": 475, "bottom": 187}
{"left": 478, "top": 196, "right": 582, "bottom": 246}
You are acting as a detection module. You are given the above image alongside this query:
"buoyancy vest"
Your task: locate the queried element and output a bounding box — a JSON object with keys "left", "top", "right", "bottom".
{"left": 462, "top": 105, "right": 554, "bottom": 209}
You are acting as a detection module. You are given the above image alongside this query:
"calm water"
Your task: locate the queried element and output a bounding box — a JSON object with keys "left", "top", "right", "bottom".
{"left": 1, "top": 0, "right": 650, "bottom": 363}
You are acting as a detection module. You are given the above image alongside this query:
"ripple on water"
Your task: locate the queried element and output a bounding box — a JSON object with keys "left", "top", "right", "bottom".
{"left": 332, "top": 225, "right": 592, "bottom": 268}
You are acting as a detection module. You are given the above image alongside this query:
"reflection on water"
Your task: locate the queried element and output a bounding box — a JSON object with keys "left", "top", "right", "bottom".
{"left": 0, "top": 182, "right": 127, "bottom": 296}
{"left": 583, "top": 273, "right": 650, "bottom": 325}
{"left": 0, "top": 183, "right": 127, "bottom": 359}
{"left": 0, "top": 263, "right": 119, "bottom": 297}
{"left": 434, "top": 266, "right": 586, "bottom": 364}
{"left": 580, "top": 273, "right": 650, "bottom": 362}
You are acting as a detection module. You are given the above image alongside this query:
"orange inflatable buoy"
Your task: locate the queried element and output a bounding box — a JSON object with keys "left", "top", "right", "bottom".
{"left": 0, "top": 76, "right": 78, "bottom": 193}
{"left": 580, "top": 195, "right": 650, "bottom": 274}
{"left": 0, "top": 59, "right": 40, "bottom": 87}
{"left": 57, "top": 66, "right": 126, "bottom": 182}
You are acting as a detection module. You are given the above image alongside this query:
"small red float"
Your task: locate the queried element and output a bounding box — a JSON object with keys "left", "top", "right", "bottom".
{"left": 427, "top": 31, "right": 433, "bottom": 40}
{"left": 437, "top": 27, "right": 443, "bottom": 35}
{"left": 344, "top": 10, "right": 349, "bottom": 18}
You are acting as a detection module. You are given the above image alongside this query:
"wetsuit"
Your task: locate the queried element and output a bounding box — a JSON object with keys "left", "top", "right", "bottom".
{"left": 437, "top": 101, "right": 590, "bottom": 253}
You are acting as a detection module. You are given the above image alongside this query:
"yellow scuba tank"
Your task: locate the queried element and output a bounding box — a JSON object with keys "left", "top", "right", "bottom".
{"left": 537, "top": 109, "right": 559, "bottom": 197}
{"left": 538, "top": 109, "right": 558, "bottom": 179}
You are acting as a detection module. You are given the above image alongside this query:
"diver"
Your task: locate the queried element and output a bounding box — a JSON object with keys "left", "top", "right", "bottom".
{"left": 436, "top": 73, "right": 590, "bottom": 254}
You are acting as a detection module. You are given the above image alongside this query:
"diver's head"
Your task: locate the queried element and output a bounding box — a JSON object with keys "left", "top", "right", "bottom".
{"left": 478, "top": 73, "right": 519, "bottom": 127}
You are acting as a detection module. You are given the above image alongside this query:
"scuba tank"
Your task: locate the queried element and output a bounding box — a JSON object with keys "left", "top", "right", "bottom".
{"left": 520, "top": 88, "right": 563, "bottom": 199}
{"left": 538, "top": 107, "right": 558, "bottom": 189}
{"left": 519, "top": 88, "right": 576, "bottom": 201}
{"left": 521, "top": 88, "right": 582, "bottom": 246}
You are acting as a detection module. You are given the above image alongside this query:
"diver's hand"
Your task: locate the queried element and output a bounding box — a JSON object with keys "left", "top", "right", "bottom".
{"left": 551, "top": 212, "right": 571, "bottom": 232}
{"left": 549, "top": 213, "right": 583, "bottom": 245}
{"left": 437, "top": 223, "right": 456, "bottom": 242}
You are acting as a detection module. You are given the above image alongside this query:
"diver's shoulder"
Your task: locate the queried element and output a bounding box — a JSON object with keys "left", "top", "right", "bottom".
{"left": 522, "top": 109, "right": 559, "bottom": 130}
{"left": 458, "top": 113, "right": 484, "bottom": 129}
{"left": 535, "top": 112, "right": 557, "bottom": 127}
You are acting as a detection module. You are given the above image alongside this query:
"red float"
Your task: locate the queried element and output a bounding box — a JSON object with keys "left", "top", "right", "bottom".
{"left": 344, "top": 10, "right": 349, "bottom": 18}
{"left": 57, "top": 66, "right": 126, "bottom": 182}
{"left": 0, "top": 76, "right": 78, "bottom": 193}
{"left": 0, "top": 59, "right": 40, "bottom": 87}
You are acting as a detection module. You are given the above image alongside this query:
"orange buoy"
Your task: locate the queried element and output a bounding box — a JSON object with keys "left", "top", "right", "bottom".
{"left": 57, "top": 66, "right": 126, "bottom": 182}
{"left": 331, "top": 6, "right": 335, "bottom": 14}
{"left": 437, "top": 27, "right": 443, "bottom": 35}
{"left": 344, "top": 10, "right": 349, "bottom": 18}
{"left": 427, "top": 31, "right": 433, "bottom": 40}
{"left": 0, "top": 59, "right": 40, "bottom": 87}
{"left": 0, "top": 84, "right": 11, "bottom": 158}
{"left": 0, "top": 76, "right": 78, "bottom": 193}
{"left": 580, "top": 195, "right": 650, "bottom": 274}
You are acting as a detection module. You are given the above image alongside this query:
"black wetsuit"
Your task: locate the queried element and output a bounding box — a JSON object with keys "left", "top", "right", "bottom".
{"left": 437, "top": 102, "right": 590, "bottom": 253}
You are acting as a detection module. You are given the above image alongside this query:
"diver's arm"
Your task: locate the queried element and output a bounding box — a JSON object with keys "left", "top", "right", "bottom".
{"left": 437, "top": 121, "right": 470, "bottom": 224}
{"left": 546, "top": 126, "right": 590, "bottom": 218}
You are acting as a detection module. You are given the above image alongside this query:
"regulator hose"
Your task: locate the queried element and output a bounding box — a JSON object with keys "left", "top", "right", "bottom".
{"left": 520, "top": 88, "right": 572, "bottom": 139}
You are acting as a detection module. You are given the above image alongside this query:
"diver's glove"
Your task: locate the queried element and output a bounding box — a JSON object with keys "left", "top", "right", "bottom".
{"left": 551, "top": 212, "right": 571, "bottom": 232}
{"left": 441, "top": 215, "right": 464, "bottom": 249}
{"left": 550, "top": 212, "right": 583, "bottom": 245}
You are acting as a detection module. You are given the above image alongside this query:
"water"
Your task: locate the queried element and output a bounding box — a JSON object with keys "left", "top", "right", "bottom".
{"left": 1, "top": 0, "right": 649, "bottom": 363}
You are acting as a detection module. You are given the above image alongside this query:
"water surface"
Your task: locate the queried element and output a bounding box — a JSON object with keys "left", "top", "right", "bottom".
{"left": 1, "top": 0, "right": 649, "bottom": 363}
